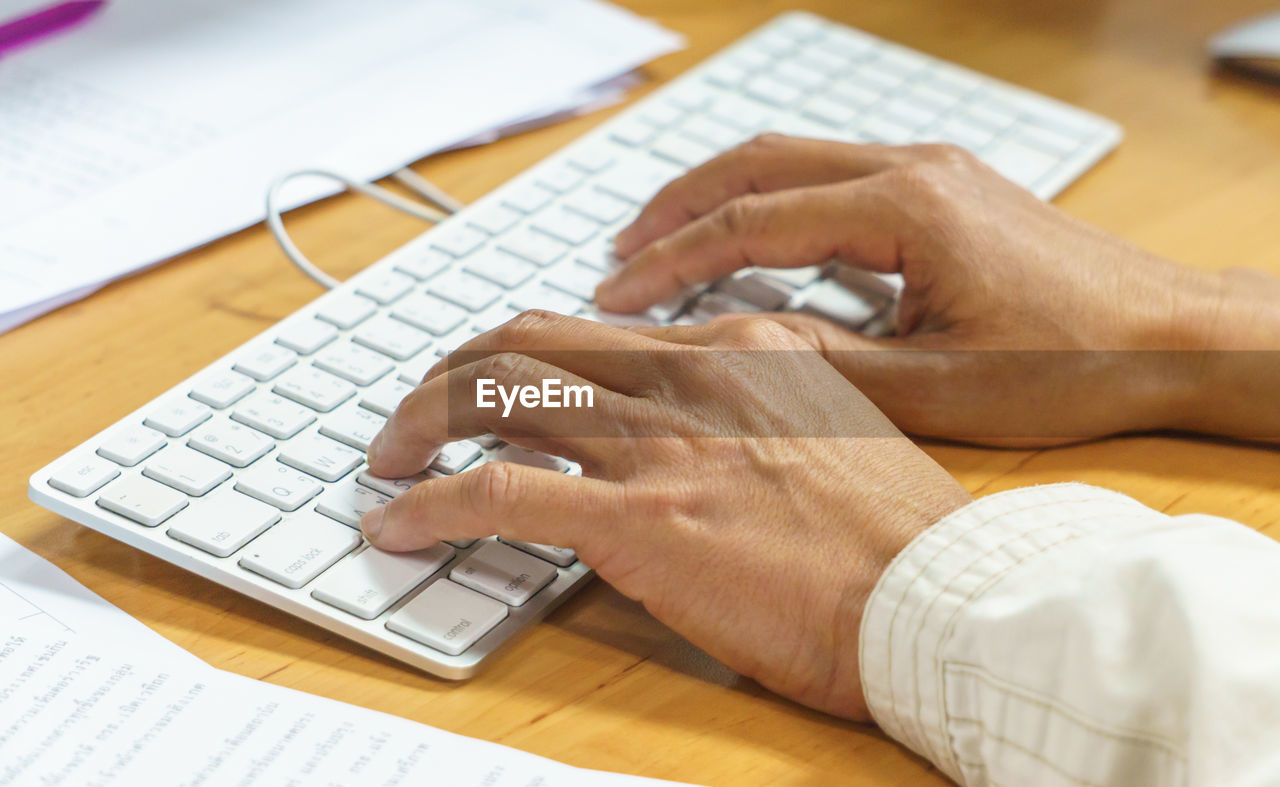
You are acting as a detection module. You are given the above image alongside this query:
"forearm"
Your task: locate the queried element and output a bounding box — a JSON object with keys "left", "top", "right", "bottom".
{"left": 860, "top": 483, "right": 1280, "bottom": 786}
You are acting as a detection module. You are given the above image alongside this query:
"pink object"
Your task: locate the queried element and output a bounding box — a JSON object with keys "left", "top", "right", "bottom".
{"left": 0, "top": 0, "right": 105, "bottom": 57}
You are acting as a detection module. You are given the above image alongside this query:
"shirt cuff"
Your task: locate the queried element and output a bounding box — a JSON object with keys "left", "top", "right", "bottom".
{"left": 857, "top": 482, "right": 1157, "bottom": 781}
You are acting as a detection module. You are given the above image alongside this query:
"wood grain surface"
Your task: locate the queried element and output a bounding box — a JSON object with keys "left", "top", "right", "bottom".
{"left": 3, "top": 1, "right": 1278, "bottom": 783}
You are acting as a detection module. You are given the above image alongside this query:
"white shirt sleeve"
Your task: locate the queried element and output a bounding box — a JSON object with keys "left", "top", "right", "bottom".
{"left": 859, "top": 482, "right": 1280, "bottom": 787}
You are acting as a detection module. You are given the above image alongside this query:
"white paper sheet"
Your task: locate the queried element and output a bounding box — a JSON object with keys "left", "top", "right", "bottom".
{"left": 0, "top": 534, "right": 686, "bottom": 786}
{"left": 0, "top": 0, "right": 682, "bottom": 333}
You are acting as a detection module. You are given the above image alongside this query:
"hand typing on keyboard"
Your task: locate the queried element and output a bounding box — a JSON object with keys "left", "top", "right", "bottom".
{"left": 597, "top": 134, "right": 1280, "bottom": 445}
{"left": 360, "top": 310, "right": 972, "bottom": 720}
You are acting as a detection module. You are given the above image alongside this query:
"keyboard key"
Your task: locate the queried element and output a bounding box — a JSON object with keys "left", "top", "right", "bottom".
{"left": 542, "top": 262, "right": 605, "bottom": 301}
{"left": 273, "top": 367, "right": 356, "bottom": 412}
{"left": 500, "top": 538, "right": 577, "bottom": 567}
{"left": 717, "top": 269, "right": 795, "bottom": 311}
{"left": 278, "top": 433, "right": 363, "bottom": 482}
{"left": 797, "top": 279, "right": 880, "bottom": 329}
{"left": 501, "top": 183, "right": 555, "bottom": 214}
{"left": 609, "top": 118, "right": 659, "bottom": 148}
{"left": 802, "top": 95, "right": 859, "bottom": 127}
{"left": 238, "top": 512, "right": 361, "bottom": 589}
{"left": 566, "top": 142, "right": 620, "bottom": 173}
{"left": 428, "top": 270, "right": 504, "bottom": 313}
{"left": 143, "top": 445, "right": 232, "bottom": 496}
{"left": 704, "top": 61, "right": 751, "bottom": 89}
{"left": 492, "top": 444, "right": 572, "bottom": 473}
{"left": 235, "top": 461, "right": 323, "bottom": 511}
{"left": 859, "top": 115, "right": 915, "bottom": 144}
{"left": 355, "top": 270, "right": 415, "bottom": 305}
{"left": 166, "top": 487, "right": 280, "bottom": 557}
{"left": 233, "top": 344, "right": 298, "bottom": 382}
{"left": 497, "top": 228, "right": 570, "bottom": 268}
{"left": 189, "top": 371, "right": 256, "bottom": 409}
{"left": 986, "top": 137, "right": 1060, "bottom": 187}
{"left": 313, "top": 342, "right": 395, "bottom": 386}
{"left": 679, "top": 115, "right": 747, "bottom": 150}
{"left": 469, "top": 304, "right": 522, "bottom": 334}
{"left": 707, "top": 95, "right": 772, "bottom": 131}
{"left": 595, "top": 158, "right": 681, "bottom": 205}
{"left": 144, "top": 398, "right": 212, "bottom": 438}
{"left": 97, "top": 475, "right": 188, "bottom": 527}
{"left": 508, "top": 283, "right": 587, "bottom": 316}
{"left": 188, "top": 420, "right": 274, "bottom": 468}
{"left": 315, "top": 476, "right": 392, "bottom": 528}
{"left": 429, "top": 440, "right": 482, "bottom": 475}
{"left": 232, "top": 393, "right": 317, "bottom": 439}
{"left": 464, "top": 250, "right": 537, "bottom": 289}
{"left": 773, "top": 59, "right": 828, "bottom": 91}
{"left": 466, "top": 204, "right": 522, "bottom": 236}
{"left": 387, "top": 580, "right": 508, "bottom": 656}
{"left": 393, "top": 248, "right": 452, "bottom": 281}
{"left": 535, "top": 166, "right": 585, "bottom": 195}
{"left": 275, "top": 319, "right": 338, "bottom": 355}
{"left": 390, "top": 292, "right": 468, "bottom": 336}
{"left": 360, "top": 377, "right": 415, "bottom": 417}
{"left": 314, "top": 294, "right": 378, "bottom": 330}
{"left": 450, "top": 541, "right": 557, "bottom": 606}
{"left": 562, "top": 189, "right": 632, "bottom": 226}
{"left": 313, "top": 543, "right": 455, "bottom": 619}
{"left": 650, "top": 134, "right": 717, "bottom": 168}
{"left": 357, "top": 469, "right": 441, "bottom": 498}
{"left": 429, "top": 223, "right": 488, "bottom": 258}
{"left": 351, "top": 316, "right": 433, "bottom": 362}
{"left": 97, "top": 425, "right": 167, "bottom": 467}
{"left": 48, "top": 456, "right": 120, "bottom": 498}
{"left": 690, "top": 291, "right": 763, "bottom": 322}
{"left": 397, "top": 353, "right": 436, "bottom": 386}
{"left": 319, "top": 404, "right": 386, "bottom": 451}
{"left": 532, "top": 209, "right": 598, "bottom": 246}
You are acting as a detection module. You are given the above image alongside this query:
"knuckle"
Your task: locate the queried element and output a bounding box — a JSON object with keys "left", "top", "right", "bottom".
{"left": 464, "top": 462, "right": 517, "bottom": 520}
{"left": 713, "top": 194, "right": 764, "bottom": 237}
{"left": 887, "top": 162, "right": 956, "bottom": 209}
{"left": 496, "top": 309, "right": 558, "bottom": 349}
{"left": 914, "top": 142, "right": 974, "bottom": 169}
{"left": 718, "top": 315, "right": 796, "bottom": 348}
{"left": 473, "top": 351, "right": 532, "bottom": 386}
{"left": 743, "top": 132, "right": 788, "bottom": 156}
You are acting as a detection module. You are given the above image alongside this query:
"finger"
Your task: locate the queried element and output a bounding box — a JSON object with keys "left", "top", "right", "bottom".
{"left": 368, "top": 354, "right": 634, "bottom": 478}
{"left": 361, "top": 462, "right": 624, "bottom": 555}
{"left": 421, "top": 310, "right": 667, "bottom": 395}
{"left": 597, "top": 175, "right": 910, "bottom": 313}
{"left": 614, "top": 135, "right": 922, "bottom": 257}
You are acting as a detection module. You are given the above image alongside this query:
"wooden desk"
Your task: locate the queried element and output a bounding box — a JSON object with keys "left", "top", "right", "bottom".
{"left": 4, "top": 1, "right": 1279, "bottom": 783}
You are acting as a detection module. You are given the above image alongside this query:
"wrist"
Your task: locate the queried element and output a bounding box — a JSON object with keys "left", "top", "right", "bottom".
{"left": 1145, "top": 268, "right": 1280, "bottom": 436}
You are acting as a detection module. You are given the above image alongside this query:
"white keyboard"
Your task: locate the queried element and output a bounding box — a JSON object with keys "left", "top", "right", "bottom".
{"left": 28, "top": 12, "right": 1121, "bottom": 679}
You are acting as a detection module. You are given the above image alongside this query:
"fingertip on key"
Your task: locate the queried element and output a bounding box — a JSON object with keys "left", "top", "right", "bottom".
{"left": 361, "top": 505, "right": 386, "bottom": 541}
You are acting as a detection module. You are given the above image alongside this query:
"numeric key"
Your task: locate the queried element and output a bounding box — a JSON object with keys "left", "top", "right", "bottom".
{"left": 188, "top": 420, "right": 274, "bottom": 467}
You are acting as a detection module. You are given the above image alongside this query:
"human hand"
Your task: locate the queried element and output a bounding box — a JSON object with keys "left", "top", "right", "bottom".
{"left": 596, "top": 135, "right": 1280, "bottom": 445}
{"left": 362, "top": 311, "right": 971, "bottom": 719}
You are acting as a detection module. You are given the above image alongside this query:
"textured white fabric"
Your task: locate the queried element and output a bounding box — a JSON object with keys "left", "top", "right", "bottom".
{"left": 859, "top": 483, "right": 1280, "bottom": 786}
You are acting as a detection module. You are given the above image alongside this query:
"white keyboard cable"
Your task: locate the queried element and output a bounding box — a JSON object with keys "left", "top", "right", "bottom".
{"left": 266, "top": 168, "right": 465, "bottom": 290}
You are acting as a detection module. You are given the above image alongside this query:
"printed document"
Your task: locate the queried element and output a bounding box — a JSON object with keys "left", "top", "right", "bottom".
{"left": 0, "top": 0, "right": 681, "bottom": 332}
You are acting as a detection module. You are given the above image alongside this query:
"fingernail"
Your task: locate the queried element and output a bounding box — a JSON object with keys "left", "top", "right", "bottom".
{"left": 361, "top": 506, "right": 385, "bottom": 540}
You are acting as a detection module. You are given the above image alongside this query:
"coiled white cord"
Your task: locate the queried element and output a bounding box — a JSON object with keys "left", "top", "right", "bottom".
{"left": 266, "top": 168, "right": 464, "bottom": 289}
